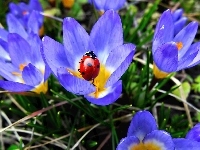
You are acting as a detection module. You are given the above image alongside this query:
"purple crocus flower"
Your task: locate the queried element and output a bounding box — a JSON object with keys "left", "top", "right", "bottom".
{"left": 42, "top": 10, "right": 135, "bottom": 105}
{"left": 186, "top": 123, "right": 200, "bottom": 142}
{"left": 172, "top": 9, "right": 187, "bottom": 35}
{"left": 153, "top": 9, "right": 199, "bottom": 79}
{"left": 117, "top": 111, "right": 175, "bottom": 149}
{"left": 0, "top": 32, "right": 51, "bottom": 94}
{"left": 173, "top": 123, "right": 200, "bottom": 150}
{"left": 9, "top": 0, "right": 43, "bottom": 30}
{"left": 0, "top": 11, "right": 40, "bottom": 62}
{"left": 117, "top": 111, "right": 200, "bottom": 150}
{"left": 88, "top": 0, "right": 126, "bottom": 12}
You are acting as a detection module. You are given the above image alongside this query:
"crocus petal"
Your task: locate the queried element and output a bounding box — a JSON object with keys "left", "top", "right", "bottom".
{"left": 27, "top": 11, "right": 40, "bottom": 34}
{"left": 0, "top": 80, "right": 33, "bottom": 92}
{"left": 186, "top": 123, "right": 200, "bottom": 142}
{"left": 174, "top": 22, "right": 198, "bottom": 59}
{"left": 173, "top": 138, "right": 200, "bottom": 150}
{"left": 172, "top": 9, "right": 183, "bottom": 22}
{"left": 127, "top": 111, "right": 157, "bottom": 141}
{"left": 186, "top": 42, "right": 200, "bottom": 68}
{"left": 42, "top": 36, "right": 70, "bottom": 76}
{"left": 63, "top": 17, "right": 95, "bottom": 70}
{"left": 44, "top": 65, "right": 52, "bottom": 81}
{"left": 0, "top": 60, "right": 20, "bottom": 82}
{"left": 153, "top": 9, "right": 174, "bottom": 53}
{"left": 153, "top": 42, "right": 178, "bottom": 73}
{"left": 0, "top": 39, "right": 8, "bottom": 52}
{"left": 26, "top": 33, "right": 42, "bottom": 63}
{"left": 105, "top": 44, "right": 135, "bottom": 74}
{"left": 22, "top": 63, "right": 43, "bottom": 86}
{"left": 8, "top": 33, "right": 32, "bottom": 67}
{"left": 57, "top": 68, "right": 95, "bottom": 95}
{"left": 29, "top": 0, "right": 43, "bottom": 11}
{"left": 177, "top": 42, "right": 200, "bottom": 70}
{"left": 0, "top": 28, "right": 8, "bottom": 41}
{"left": 29, "top": 0, "right": 43, "bottom": 27}
{"left": 90, "top": 10, "right": 123, "bottom": 64}
{"left": 18, "top": 2, "right": 28, "bottom": 12}
{"left": 174, "top": 17, "right": 187, "bottom": 35}
{"left": 104, "top": 0, "right": 125, "bottom": 10}
{"left": 0, "top": 44, "right": 10, "bottom": 61}
{"left": 89, "top": 0, "right": 106, "bottom": 10}
{"left": 84, "top": 80, "right": 122, "bottom": 105}
{"left": 9, "top": 3, "right": 20, "bottom": 16}
{"left": 105, "top": 44, "right": 135, "bottom": 87}
{"left": 6, "top": 14, "right": 28, "bottom": 39}
{"left": 143, "top": 130, "right": 174, "bottom": 150}
{"left": 117, "top": 136, "right": 140, "bottom": 150}
{"left": 177, "top": 52, "right": 198, "bottom": 71}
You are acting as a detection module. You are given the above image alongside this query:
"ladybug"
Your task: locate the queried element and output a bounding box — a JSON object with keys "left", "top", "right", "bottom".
{"left": 78, "top": 51, "right": 100, "bottom": 81}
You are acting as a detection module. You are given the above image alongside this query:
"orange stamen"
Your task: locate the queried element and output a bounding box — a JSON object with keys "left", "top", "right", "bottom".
{"left": 12, "top": 72, "right": 21, "bottom": 76}
{"left": 19, "top": 64, "right": 27, "bottom": 71}
{"left": 176, "top": 42, "right": 183, "bottom": 50}
{"left": 22, "top": 11, "right": 28, "bottom": 15}
{"left": 39, "top": 26, "right": 44, "bottom": 36}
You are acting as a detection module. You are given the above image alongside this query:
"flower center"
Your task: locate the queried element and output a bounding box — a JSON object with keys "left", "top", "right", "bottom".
{"left": 67, "top": 64, "right": 111, "bottom": 98}
{"left": 32, "top": 81, "right": 48, "bottom": 94}
{"left": 176, "top": 42, "right": 183, "bottom": 50}
{"left": 12, "top": 63, "right": 28, "bottom": 82}
{"left": 11, "top": 63, "right": 47, "bottom": 93}
{"left": 131, "top": 142, "right": 161, "bottom": 150}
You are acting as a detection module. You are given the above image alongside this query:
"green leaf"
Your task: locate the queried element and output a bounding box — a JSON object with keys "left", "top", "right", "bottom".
{"left": 8, "top": 145, "right": 19, "bottom": 150}
{"left": 44, "top": 8, "right": 61, "bottom": 16}
{"left": 172, "top": 81, "right": 191, "bottom": 98}
{"left": 196, "top": 112, "right": 200, "bottom": 122}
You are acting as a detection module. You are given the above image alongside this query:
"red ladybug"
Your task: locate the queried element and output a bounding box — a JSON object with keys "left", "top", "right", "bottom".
{"left": 78, "top": 51, "right": 100, "bottom": 81}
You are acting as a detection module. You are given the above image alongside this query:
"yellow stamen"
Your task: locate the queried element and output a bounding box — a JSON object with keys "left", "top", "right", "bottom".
{"left": 32, "top": 81, "right": 48, "bottom": 94}
{"left": 176, "top": 42, "right": 183, "bottom": 50}
{"left": 131, "top": 142, "right": 161, "bottom": 150}
{"left": 62, "top": 0, "right": 74, "bottom": 8}
{"left": 90, "top": 65, "right": 111, "bottom": 98}
{"left": 153, "top": 63, "right": 169, "bottom": 79}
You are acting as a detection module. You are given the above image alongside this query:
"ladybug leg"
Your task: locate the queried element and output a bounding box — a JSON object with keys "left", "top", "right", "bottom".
{"left": 92, "top": 79, "right": 96, "bottom": 86}
{"left": 92, "top": 79, "right": 94, "bottom": 86}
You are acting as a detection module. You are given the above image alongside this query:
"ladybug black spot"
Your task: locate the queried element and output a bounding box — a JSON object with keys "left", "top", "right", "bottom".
{"left": 81, "top": 72, "right": 85, "bottom": 75}
{"left": 97, "top": 65, "right": 100, "bottom": 68}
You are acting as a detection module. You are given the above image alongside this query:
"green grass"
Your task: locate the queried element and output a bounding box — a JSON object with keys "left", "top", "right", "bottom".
{"left": 1, "top": 0, "right": 200, "bottom": 149}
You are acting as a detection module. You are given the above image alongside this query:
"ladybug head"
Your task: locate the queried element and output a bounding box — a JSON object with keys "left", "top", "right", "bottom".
{"left": 84, "top": 51, "right": 97, "bottom": 59}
